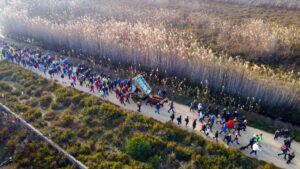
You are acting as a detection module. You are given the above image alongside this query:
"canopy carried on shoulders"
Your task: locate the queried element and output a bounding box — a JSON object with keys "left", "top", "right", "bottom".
{"left": 132, "top": 75, "right": 152, "bottom": 97}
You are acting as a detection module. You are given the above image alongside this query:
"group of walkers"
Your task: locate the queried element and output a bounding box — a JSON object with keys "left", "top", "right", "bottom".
{"left": 0, "top": 42, "right": 297, "bottom": 165}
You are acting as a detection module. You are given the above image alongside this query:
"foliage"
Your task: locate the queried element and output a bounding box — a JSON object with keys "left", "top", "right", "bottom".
{"left": 23, "top": 108, "right": 42, "bottom": 122}
{"left": 148, "top": 155, "right": 162, "bottom": 168}
{"left": 126, "top": 137, "right": 152, "bottom": 162}
{"left": 50, "top": 101, "right": 64, "bottom": 110}
{"left": 44, "top": 110, "right": 57, "bottom": 121}
{"left": 39, "top": 93, "right": 53, "bottom": 108}
{"left": 25, "top": 98, "right": 39, "bottom": 107}
{"left": 60, "top": 113, "right": 74, "bottom": 127}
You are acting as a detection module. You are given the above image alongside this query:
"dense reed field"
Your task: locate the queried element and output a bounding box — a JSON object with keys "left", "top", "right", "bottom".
{"left": 0, "top": 0, "right": 299, "bottom": 124}
{"left": 211, "top": 0, "right": 300, "bottom": 9}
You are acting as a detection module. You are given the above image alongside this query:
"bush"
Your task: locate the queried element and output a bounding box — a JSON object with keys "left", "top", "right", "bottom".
{"left": 7, "top": 95, "right": 18, "bottom": 102}
{"left": 60, "top": 113, "right": 74, "bottom": 127}
{"left": 39, "top": 94, "right": 53, "bottom": 108}
{"left": 126, "top": 137, "right": 152, "bottom": 162}
{"left": 23, "top": 109, "right": 42, "bottom": 122}
{"left": 175, "top": 145, "right": 193, "bottom": 161}
{"left": 72, "top": 94, "right": 84, "bottom": 104}
{"left": 20, "top": 94, "right": 30, "bottom": 100}
{"left": 25, "top": 98, "right": 39, "bottom": 107}
{"left": 44, "top": 110, "right": 57, "bottom": 121}
{"left": 15, "top": 103, "right": 30, "bottom": 113}
{"left": 50, "top": 101, "right": 64, "bottom": 110}
{"left": 11, "top": 88, "right": 22, "bottom": 96}
{"left": 0, "top": 81, "right": 12, "bottom": 91}
{"left": 148, "top": 155, "right": 162, "bottom": 168}
{"left": 79, "top": 96, "right": 102, "bottom": 107}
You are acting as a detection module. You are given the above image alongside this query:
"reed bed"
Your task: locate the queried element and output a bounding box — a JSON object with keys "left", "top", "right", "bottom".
{"left": 0, "top": 1, "right": 299, "bottom": 123}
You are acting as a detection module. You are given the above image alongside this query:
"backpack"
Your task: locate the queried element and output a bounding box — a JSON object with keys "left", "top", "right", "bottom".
{"left": 281, "top": 146, "right": 286, "bottom": 151}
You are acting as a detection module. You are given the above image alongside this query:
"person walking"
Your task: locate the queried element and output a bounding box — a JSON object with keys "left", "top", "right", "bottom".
{"left": 120, "top": 93, "right": 126, "bottom": 105}
{"left": 257, "top": 134, "right": 262, "bottom": 147}
{"left": 213, "top": 130, "right": 219, "bottom": 142}
{"left": 70, "top": 78, "right": 75, "bottom": 88}
{"left": 219, "top": 123, "right": 227, "bottom": 135}
{"left": 250, "top": 142, "right": 261, "bottom": 157}
{"left": 240, "top": 136, "right": 256, "bottom": 150}
{"left": 85, "top": 79, "right": 89, "bottom": 87}
{"left": 100, "top": 89, "right": 105, "bottom": 98}
{"left": 168, "top": 101, "right": 175, "bottom": 113}
{"left": 206, "top": 126, "right": 210, "bottom": 137}
{"left": 287, "top": 151, "right": 295, "bottom": 164}
{"left": 155, "top": 103, "right": 160, "bottom": 114}
{"left": 177, "top": 115, "right": 182, "bottom": 126}
{"left": 90, "top": 84, "right": 94, "bottom": 93}
{"left": 274, "top": 129, "right": 280, "bottom": 140}
{"left": 185, "top": 116, "right": 189, "bottom": 126}
{"left": 125, "top": 92, "right": 131, "bottom": 104}
{"left": 201, "top": 123, "right": 207, "bottom": 134}
{"left": 216, "top": 113, "right": 222, "bottom": 124}
{"left": 61, "top": 74, "right": 66, "bottom": 84}
{"left": 192, "top": 119, "right": 197, "bottom": 130}
{"left": 210, "top": 114, "right": 215, "bottom": 128}
{"left": 136, "top": 101, "right": 141, "bottom": 112}
{"left": 278, "top": 145, "right": 289, "bottom": 159}
{"left": 197, "top": 103, "right": 202, "bottom": 113}
{"left": 231, "top": 132, "right": 240, "bottom": 144}
{"left": 223, "top": 134, "right": 231, "bottom": 145}
{"left": 199, "top": 111, "right": 204, "bottom": 123}
{"left": 170, "top": 113, "right": 175, "bottom": 123}
{"left": 115, "top": 88, "right": 120, "bottom": 98}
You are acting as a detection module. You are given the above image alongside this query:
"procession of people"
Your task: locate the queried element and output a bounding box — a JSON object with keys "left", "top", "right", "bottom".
{"left": 0, "top": 41, "right": 297, "bottom": 165}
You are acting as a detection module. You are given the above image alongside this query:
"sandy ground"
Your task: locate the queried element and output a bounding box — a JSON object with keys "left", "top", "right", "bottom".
{"left": 1, "top": 61, "right": 293, "bottom": 169}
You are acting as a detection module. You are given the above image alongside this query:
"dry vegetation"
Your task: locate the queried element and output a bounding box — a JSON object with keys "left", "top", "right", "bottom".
{"left": 0, "top": 111, "right": 75, "bottom": 169}
{"left": 0, "top": 0, "right": 299, "bottom": 123}
{"left": 211, "top": 0, "right": 300, "bottom": 9}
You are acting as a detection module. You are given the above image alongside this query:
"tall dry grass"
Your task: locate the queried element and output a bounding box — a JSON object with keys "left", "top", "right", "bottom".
{"left": 211, "top": 0, "right": 300, "bottom": 9}
{"left": 1, "top": 10, "right": 299, "bottom": 113}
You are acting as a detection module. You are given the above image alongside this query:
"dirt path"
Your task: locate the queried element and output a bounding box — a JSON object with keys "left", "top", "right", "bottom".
{"left": 0, "top": 61, "right": 292, "bottom": 169}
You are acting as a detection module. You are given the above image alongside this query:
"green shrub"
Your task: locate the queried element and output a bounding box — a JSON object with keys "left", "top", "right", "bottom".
{"left": 15, "top": 103, "right": 30, "bottom": 113}
{"left": 11, "top": 88, "right": 22, "bottom": 96}
{"left": 79, "top": 145, "right": 91, "bottom": 155}
{"left": 126, "top": 137, "right": 152, "bottom": 162}
{"left": 50, "top": 101, "right": 64, "bottom": 110}
{"left": 34, "top": 88, "right": 43, "bottom": 97}
{"left": 50, "top": 129, "right": 74, "bottom": 144}
{"left": 71, "top": 94, "right": 84, "bottom": 104}
{"left": 23, "top": 109, "right": 42, "bottom": 122}
{"left": 175, "top": 145, "right": 193, "bottom": 161}
{"left": 37, "top": 78, "right": 47, "bottom": 85}
{"left": 79, "top": 96, "right": 102, "bottom": 107}
{"left": 25, "top": 98, "right": 39, "bottom": 107}
{"left": 148, "top": 155, "right": 162, "bottom": 168}
{"left": 60, "top": 113, "right": 74, "bottom": 127}
{"left": 0, "top": 70, "right": 13, "bottom": 80}
{"left": 7, "top": 95, "right": 18, "bottom": 102}
{"left": 0, "top": 81, "right": 12, "bottom": 91}
{"left": 84, "top": 105, "right": 101, "bottom": 115}
{"left": 44, "top": 110, "right": 57, "bottom": 121}
{"left": 19, "top": 94, "right": 30, "bottom": 100}
{"left": 39, "top": 94, "right": 53, "bottom": 108}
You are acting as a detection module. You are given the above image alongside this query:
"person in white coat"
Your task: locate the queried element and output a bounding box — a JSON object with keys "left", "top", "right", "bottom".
{"left": 250, "top": 142, "right": 261, "bottom": 156}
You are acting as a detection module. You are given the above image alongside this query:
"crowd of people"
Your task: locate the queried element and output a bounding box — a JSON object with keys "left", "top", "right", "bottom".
{"left": 0, "top": 42, "right": 297, "bottom": 165}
